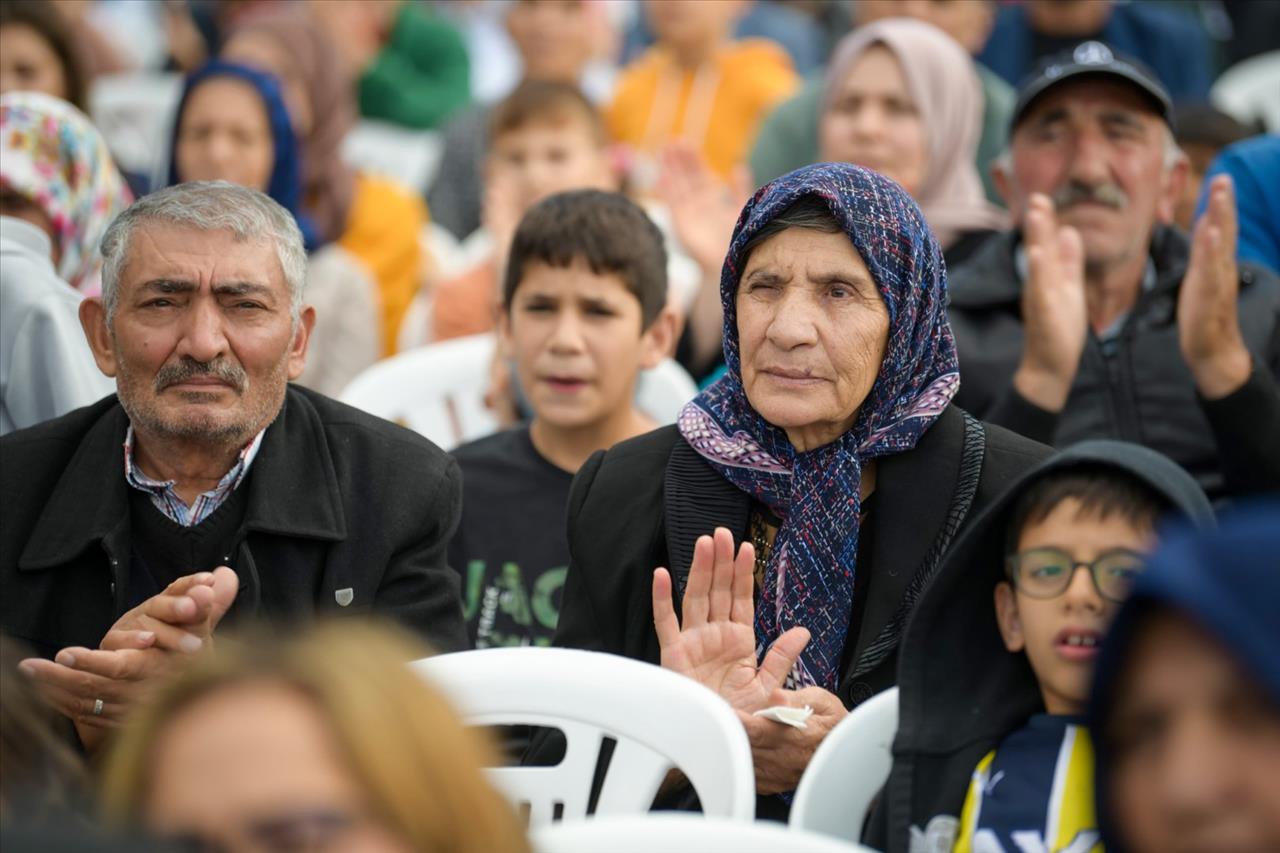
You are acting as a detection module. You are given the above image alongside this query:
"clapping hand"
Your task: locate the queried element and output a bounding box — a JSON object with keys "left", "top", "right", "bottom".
{"left": 651, "top": 527, "right": 810, "bottom": 713}
{"left": 1013, "top": 193, "right": 1088, "bottom": 413}
{"left": 656, "top": 142, "right": 750, "bottom": 276}
{"left": 1180, "top": 174, "right": 1252, "bottom": 398}
{"left": 20, "top": 567, "right": 238, "bottom": 751}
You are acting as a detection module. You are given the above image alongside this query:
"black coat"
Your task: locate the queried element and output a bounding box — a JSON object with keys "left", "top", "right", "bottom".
{"left": 948, "top": 226, "right": 1280, "bottom": 502}
{"left": 0, "top": 386, "right": 467, "bottom": 657}
{"left": 545, "top": 405, "right": 1051, "bottom": 818}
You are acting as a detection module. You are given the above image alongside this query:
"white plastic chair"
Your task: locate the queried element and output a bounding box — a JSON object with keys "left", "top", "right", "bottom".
{"left": 532, "top": 814, "right": 877, "bottom": 853}
{"left": 341, "top": 120, "right": 444, "bottom": 195}
{"left": 790, "top": 687, "right": 899, "bottom": 844}
{"left": 339, "top": 334, "right": 698, "bottom": 450}
{"left": 411, "top": 648, "right": 755, "bottom": 826}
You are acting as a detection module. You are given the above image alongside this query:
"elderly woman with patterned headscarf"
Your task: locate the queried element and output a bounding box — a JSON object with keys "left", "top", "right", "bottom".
{"left": 542, "top": 163, "right": 1050, "bottom": 818}
{"left": 0, "top": 91, "right": 132, "bottom": 294}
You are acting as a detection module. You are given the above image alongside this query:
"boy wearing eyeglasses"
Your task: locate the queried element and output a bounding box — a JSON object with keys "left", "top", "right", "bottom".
{"left": 864, "top": 440, "right": 1214, "bottom": 853}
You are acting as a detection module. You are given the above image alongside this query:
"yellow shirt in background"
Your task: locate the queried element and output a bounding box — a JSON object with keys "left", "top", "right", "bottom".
{"left": 605, "top": 39, "right": 799, "bottom": 181}
{"left": 337, "top": 174, "right": 426, "bottom": 356}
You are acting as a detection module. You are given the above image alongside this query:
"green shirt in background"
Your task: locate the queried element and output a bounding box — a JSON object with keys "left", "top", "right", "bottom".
{"left": 749, "top": 64, "right": 1014, "bottom": 206}
{"left": 359, "top": 3, "right": 471, "bottom": 130}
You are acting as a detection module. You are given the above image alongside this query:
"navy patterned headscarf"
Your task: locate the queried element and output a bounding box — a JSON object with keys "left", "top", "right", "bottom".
{"left": 676, "top": 163, "right": 960, "bottom": 692}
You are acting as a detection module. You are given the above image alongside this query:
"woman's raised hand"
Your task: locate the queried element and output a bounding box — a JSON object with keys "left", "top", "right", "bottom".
{"left": 652, "top": 527, "right": 811, "bottom": 713}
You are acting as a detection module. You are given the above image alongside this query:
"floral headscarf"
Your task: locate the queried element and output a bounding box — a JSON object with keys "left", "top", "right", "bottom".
{"left": 0, "top": 91, "right": 133, "bottom": 293}
{"left": 676, "top": 162, "right": 960, "bottom": 692}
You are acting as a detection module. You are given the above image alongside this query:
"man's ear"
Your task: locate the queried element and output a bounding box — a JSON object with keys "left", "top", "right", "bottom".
{"left": 286, "top": 306, "right": 317, "bottom": 381}
{"left": 991, "top": 157, "right": 1016, "bottom": 216}
{"left": 1156, "top": 150, "right": 1190, "bottom": 226}
{"left": 639, "top": 304, "right": 680, "bottom": 368}
{"left": 79, "top": 297, "right": 119, "bottom": 378}
{"left": 994, "top": 581, "right": 1026, "bottom": 653}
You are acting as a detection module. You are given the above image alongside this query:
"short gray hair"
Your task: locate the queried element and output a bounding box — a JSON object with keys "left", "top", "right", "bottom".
{"left": 100, "top": 181, "right": 307, "bottom": 322}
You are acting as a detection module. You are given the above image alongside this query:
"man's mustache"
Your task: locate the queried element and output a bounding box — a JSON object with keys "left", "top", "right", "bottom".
{"left": 154, "top": 357, "right": 247, "bottom": 393}
{"left": 1051, "top": 181, "right": 1128, "bottom": 211}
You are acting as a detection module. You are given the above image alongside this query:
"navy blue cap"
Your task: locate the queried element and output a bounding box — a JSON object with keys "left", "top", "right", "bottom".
{"left": 1011, "top": 41, "right": 1173, "bottom": 131}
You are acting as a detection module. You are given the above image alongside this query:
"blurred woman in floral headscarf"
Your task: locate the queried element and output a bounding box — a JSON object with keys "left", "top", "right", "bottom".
{"left": 0, "top": 91, "right": 132, "bottom": 294}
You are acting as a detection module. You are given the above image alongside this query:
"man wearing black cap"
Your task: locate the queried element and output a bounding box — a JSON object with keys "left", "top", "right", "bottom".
{"left": 947, "top": 42, "right": 1280, "bottom": 503}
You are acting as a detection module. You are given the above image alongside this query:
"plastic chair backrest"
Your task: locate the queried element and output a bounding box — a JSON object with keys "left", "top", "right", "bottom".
{"left": 411, "top": 648, "right": 755, "bottom": 826}
{"left": 532, "top": 814, "right": 877, "bottom": 853}
{"left": 339, "top": 334, "right": 498, "bottom": 450}
{"left": 339, "top": 334, "right": 698, "bottom": 450}
{"left": 789, "top": 687, "right": 899, "bottom": 844}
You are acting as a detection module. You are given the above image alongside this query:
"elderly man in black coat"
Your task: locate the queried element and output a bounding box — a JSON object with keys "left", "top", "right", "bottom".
{"left": 0, "top": 181, "right": 465, "bottom": 751}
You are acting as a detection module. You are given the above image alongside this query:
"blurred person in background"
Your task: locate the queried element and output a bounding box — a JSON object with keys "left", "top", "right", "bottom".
{"left": 1170, "top": 102, "right": 1258, "bottom": 232}
{"left": 1089, "top": 504, "right": 1280, "bottom": 853}
{"left": 0, "top": 636, "right": 87, "bottom": 825}
{"left": 1196, "top": 134, "right": 1280, "bottom": 276}
{"left": 607, "top": 0, "right": 798, "bottom": 189}
{"left": 948, "top": 45, "right": 1280, "bottom": 503}
{"left": 221, "top": 6, "right": 427, "bottom": 356}
{"left": 818, "top": 18, "right": 1008, "bottom": 266}
{"left": 430, "top": 80, "right": 619, "bottom": 344}
{"left": 751, "top": 0, "right": 1013, "bottom": 206}
{"left": 309, "top": 0, "right": 470, "bottom": 131}
{"left": 1, "top": 205, "right": 113, "bottom": 437}
{"left": 100, "top": 621, "right": 531, "bottom": 853}
{"left": 1, "top": 182, "right": 466, "bottom": 753}
{"left": 170, "top": 61, "right": 380, "bottom": 397}
{"left": 429, "top": 0, "right": 610, "bottom": 242}
{"left": 978, "top": 0, "right": 1213, "bottom": 102}
{"left": 0, "top": 0, "right": 89, "bottom": 110}
{"left": 0, "top": 92, "right": 133, "bottom": 295}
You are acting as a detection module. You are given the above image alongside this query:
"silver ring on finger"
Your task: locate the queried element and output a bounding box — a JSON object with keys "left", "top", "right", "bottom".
{"left": 92, "top": 698, "right": 104, "bottom": 716}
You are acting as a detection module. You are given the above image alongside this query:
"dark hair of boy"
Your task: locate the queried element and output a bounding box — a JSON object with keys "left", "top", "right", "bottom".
{"left": 0, "top": 0, "right": 89, "bottom": 110}
{"left": 1170, "top": 102, "right": 1262, "bottom": 149}
{"left": 503, "top": 189, "right": 669, "bottom": 328}
{"left": 1003, "top": 465, "right": 1172, "bottom": 559}
{"left": 488, "top": 78, "right": 606, "bottom": 145}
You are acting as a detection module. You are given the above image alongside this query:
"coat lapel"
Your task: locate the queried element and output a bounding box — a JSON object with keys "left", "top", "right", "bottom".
{"left": 18, "top": 402, "right": 131, "bottom": 570}
{"left": 240, "top": 387, "right": 347, "bottom": 541}
{"left": 663, "top": 437, "right": 750, "bottom": 599}
{"left": 840, "top": 405, "right": 968, "bottom": 690}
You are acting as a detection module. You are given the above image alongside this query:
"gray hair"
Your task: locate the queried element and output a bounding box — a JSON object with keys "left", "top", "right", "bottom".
{"left": 100, "top": 181, "right": 307, "bottom": 322}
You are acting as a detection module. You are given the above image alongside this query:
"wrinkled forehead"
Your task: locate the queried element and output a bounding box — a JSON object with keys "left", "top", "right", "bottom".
{"left": 120, "top": 222, "right": 285, "bottom": 291}
{"left": 1014, "top": 77, "right": 1166, "bottom": 138}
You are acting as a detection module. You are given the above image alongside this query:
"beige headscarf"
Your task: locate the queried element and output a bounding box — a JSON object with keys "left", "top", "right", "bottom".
{"left": 228, "top": 7, "right": 358, "bottom": 245}
{"left": 822, "top": 18, "right": 1007, "bottom": 247}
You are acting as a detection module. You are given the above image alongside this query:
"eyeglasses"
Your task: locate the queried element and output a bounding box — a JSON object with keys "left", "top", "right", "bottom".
{"left": 164, "top": 808, "right": 363, "bottom": 853}
{"left": 1006, "top": 547, "right": 1146, "bottom": 602}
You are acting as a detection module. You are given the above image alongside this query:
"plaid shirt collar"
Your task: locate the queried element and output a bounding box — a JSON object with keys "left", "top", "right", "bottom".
{"left": 123, "top": 426, "right": 265, "bottom": 527}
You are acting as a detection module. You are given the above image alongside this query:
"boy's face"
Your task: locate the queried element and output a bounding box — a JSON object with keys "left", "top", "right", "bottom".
{"left": 486, "top": 118, "right": 614, "bottom": 215}
{"left": 995, "top": 497, "right": 1155, "bottom": 715}
{"left": 500, "top": 258, "right": 668, "bottom": 431}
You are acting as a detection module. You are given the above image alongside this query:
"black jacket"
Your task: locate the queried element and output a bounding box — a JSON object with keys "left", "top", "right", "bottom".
{"left": 0, "top": 386, "right": 467, "bottom": 657}
{"left": 545, "top": 405, "right": 1050, "bottom": 818}
{"left": 948, "top": 226, "right": 1280, "bottom": 502}
{"left": 865, "top": 440, "right": 1214, "bottom": 852}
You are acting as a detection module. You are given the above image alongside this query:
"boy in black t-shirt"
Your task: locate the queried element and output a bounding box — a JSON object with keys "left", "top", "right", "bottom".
{"left": 449, "top": 190, "right": 676, "bottom": 649}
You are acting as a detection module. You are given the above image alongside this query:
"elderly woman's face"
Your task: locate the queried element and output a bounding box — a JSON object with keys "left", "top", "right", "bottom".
{"left": 737, "top": 226, "right": 889, "bottom": 452}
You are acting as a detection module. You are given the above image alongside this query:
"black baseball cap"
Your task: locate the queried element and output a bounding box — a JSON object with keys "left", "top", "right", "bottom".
{"left": 1010, "top": 41, "right": 1173, "bottom": 132}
